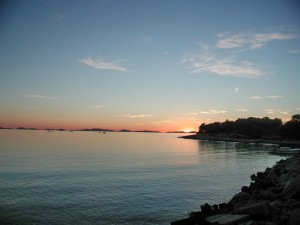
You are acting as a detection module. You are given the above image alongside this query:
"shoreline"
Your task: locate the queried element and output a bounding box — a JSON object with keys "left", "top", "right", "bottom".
{"left": 171, "top": 154, "right": 300, "bottom": 225}
{"left": 179, "top": 133, "right": 300, "bottom": 148}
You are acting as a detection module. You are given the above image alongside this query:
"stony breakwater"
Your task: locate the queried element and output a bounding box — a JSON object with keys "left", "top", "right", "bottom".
{"left": 171, "top": 154, "right": 300, "bottom": 225}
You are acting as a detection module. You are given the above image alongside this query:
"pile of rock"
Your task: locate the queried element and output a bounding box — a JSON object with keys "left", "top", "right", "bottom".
{"left": 171, "top": 154, "right": 300, "bottom": 225}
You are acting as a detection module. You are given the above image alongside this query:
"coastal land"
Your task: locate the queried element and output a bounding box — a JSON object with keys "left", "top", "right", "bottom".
{"left": 173, "top": 116, "right": 300, "bottom": 224}
{"left": 171, "top": 154, "right": 300, "bottom": 225}
{"left": 180, "top": 133, "right": 300, "bottom": 148}
{"left": 180, "top": 115, "right": 300, "bottom": 148}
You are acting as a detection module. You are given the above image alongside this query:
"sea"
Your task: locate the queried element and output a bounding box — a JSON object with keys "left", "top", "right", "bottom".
{"left": 0, "top": 130, "right": 286, "bottom": 225}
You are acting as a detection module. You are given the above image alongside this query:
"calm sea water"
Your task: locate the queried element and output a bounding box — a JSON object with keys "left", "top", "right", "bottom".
{"left": 0, "top": 130, "right": 286, "bottom": 225}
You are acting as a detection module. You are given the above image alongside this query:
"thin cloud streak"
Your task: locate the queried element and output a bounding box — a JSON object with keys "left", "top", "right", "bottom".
{"left": 249, "top": 96, "right": 283, "bottom": 100}
{"left": 234, "top": 87, "right": 241, "bottom": 93}
{"left": 53, "top": 118, "right": 91, "bottom": 122}
{"left": 288, "top": 49, "right": 300, "bottom": 54}
{"left": 249, "top": 96, "right": 262, "bottom": 99}
{"left": 91, "top": 105, "right": 103, "bottom": 109}
{"left": 217, "top": 32, "right": 299, "bottom": 49}
{"left": 199, "top": 110, "right": 227, "bottom": 115}
{"left": 119, "top": 114, "right": 153, "bottom": 118}
{"left": 80, "top": 57, "right": 127, "bottom": 71}
{"left": 182, "top": 52, "right": 265, "bottom": 77}
{"left": 236, "top": 109, "right": 248, "bottom": 112}
{"left": 24, "top": 95, "right": 57, "bottom": 100}
{"left": 267, "top": 96, "right": 283, "bottom": 100}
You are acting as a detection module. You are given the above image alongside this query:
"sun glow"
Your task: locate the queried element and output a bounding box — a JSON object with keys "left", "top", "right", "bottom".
{"left": 183, "top": 129, "right": 194, "bottom": 133}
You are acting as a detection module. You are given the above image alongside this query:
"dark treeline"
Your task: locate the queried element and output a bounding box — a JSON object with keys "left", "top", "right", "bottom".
{"left": 199, "top": 114, "right": 300, "bottom": 140}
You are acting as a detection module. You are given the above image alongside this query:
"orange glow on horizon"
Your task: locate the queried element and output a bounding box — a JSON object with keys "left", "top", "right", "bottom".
{"left": 0, "top": 120, "right": 199, "bottom": 133}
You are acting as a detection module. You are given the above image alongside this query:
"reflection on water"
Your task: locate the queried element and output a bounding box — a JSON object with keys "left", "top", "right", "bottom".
{"left": 0, "top": 130, "right": 286, "bottom": 225}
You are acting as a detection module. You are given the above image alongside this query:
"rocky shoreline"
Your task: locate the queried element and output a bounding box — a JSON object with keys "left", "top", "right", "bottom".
{"left": 171, "top": 154, "right": 300, "bottom": 225}
{"left": 180, "top": 133, "right": 300, "bottom": 148}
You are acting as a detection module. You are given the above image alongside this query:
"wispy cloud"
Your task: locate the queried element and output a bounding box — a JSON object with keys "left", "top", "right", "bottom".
{"left": 80, "top": 57, "right": 127, "bottom": 71}
{"left": 288, "top": 49, "right": 300, "bottom": 54}
{"left": 140, "top": 36, "right": 152, "bottom": 42}
{"left": 236, "top": 109, "right": 248, "bottom": 112}
{"left": 15, "top": 115, "right": 26, "bottom": 118}
{"left": 184, "top": 112, "right": 198, "bottom": 116}
{"left": 24, "top": 95, "right": 57, "bottom": 100}
{"left": 119, "top": 114, "right": 153, "bottom": 118}
{"left": 265, "top": 109, "right": 275, "bottom": 114}
{"left": 91, "top": 105, "right": 103, "bottom": 109}
{"left": 264, "top": 109, "right": 289, "bottom": 116}
{"left": 52, "top": 12, "right": 64, "bottom": 21}
{"left": 182, "top": 31, "right": 298, "bottom": 78}
{"left": 182, "top": 52, "right": 265, "bottom": 77}
{"left": 234, "top": 87, "right": 241, "bottom": 93}
{"left": 199, "top": 110, "right": 227, "bottom": 115}
{"left": 267, "top": 95, "right": 283, "bottom": 100}
{"left": 217, "top": 32, "right": 298, "bottom": 49}
{"left": 151, "top": 120, "right": 174, "bottom": 125}
{"left": 249, "top": 96, "right": 283, "bottom": 100}
{"left": 53, "top": 118, "right": 91, "bottom": 122}
{"left": 279, "top": 111, "right": 289, "bottom": 115}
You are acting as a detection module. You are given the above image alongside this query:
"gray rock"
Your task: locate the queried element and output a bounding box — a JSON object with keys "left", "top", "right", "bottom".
{"left": 289, "top": 208, "right": 300, "bottom": 225}
{"left": 270, "top": 199, "right": 282, "bottom": 209}
{"left": 240, "top": 220, "right": 258, "bottom": 225}
{"left": 279, "top": 173, "right": 290, "bottom": 184}
{"left": 280, "top": 175, "right": 300, "bottom": 200}
{"left": 285, "top": 157, "right": 300, "bottom": 172}
{"left": 235, "top": 201, "right": 271, "bottom": 217}
{"left": 266, "top": 168, "right": 278, "bottom": 184}
{"left": 230, "top": 192, "right": 251, "bottom": 206}
{"left": 206, "top": 213, "right": 249, "bottom": 225}
{"left": 257, "top": 191, "right": 277, "bottom": 200}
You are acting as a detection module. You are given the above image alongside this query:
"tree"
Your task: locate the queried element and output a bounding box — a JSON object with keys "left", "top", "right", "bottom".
{"left": 281, "top": 115, "right": 300, "bottom": 140}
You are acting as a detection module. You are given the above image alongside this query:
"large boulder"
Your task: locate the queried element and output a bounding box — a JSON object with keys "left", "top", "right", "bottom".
{"left": 230, "top": 192, "right": 251, "bottom": 206}
{"left": 235, "top": 201, "right": 271, "bottom": 217}
{"left": 256, "top": 190, "right": 277, "bottom": 201}
{"left": 285, "top": 157, "right": 300, "bottom": 172}
{"left": 289, "top": 208, "right": 300, "bottom": 225}
{"left": 280, "top": 175, "right": 300, "bottom": 200}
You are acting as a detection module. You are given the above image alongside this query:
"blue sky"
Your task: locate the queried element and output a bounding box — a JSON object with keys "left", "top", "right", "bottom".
{"left": 1, "top": 0, "right": 300, "bottom": 131}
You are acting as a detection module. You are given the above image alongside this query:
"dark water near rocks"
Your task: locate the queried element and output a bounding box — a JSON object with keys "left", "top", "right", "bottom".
{"left": 0, "top": 130, "right": 286, "bottom": 225}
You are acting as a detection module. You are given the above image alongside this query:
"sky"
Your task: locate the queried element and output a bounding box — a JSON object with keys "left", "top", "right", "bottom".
{"left": 1, "top": 0, "right": 300, "bottom": 132}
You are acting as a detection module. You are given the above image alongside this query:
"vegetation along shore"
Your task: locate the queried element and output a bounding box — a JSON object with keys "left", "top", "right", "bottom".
{"left": 180, "top": 115, "right": 300, "bottom": 148}
{"left": 172, "top": 115, "right": 300, "bottom": 224}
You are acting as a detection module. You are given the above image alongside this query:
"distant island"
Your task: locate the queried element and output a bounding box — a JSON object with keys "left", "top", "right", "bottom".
{"left": 0, "top": 127, "right": 177, "bottom": 133}
{"left": 181, "top": 114, "right": 300, "bottom": 147}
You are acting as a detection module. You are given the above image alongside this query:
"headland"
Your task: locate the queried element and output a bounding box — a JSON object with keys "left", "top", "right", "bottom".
{"left": 171, "top": 154, "right": 300, "bottom": 225}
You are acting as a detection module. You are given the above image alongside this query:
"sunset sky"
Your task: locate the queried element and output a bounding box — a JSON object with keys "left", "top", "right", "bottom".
{"left": 1, "top": 0, "right": 300, "bottom": 132}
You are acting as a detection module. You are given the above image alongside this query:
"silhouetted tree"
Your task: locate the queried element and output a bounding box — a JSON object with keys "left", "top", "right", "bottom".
{"left": 198, "top": 117, "right": 282, "bottom": 139}
{"left": 281, "top": 114, "right": 300, "bottom": 140}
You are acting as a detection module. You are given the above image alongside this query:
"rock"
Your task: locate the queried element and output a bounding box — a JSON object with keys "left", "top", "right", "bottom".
{"left": 235, "top": 201, "right": 271, "bottom": 217}
{"left": 230, "top": 192, "right": 251, "bottom": 206}
{"left": 257, "top": 191, "right": 277, "bottom": 201}
{"left": 265, "top": 222, "right": 277, "bottom": 225}
{"left": 240, "top": 220, "right": 258, "bottom": 225}
{"left": 289, "top": 208, "right": 300, "bottom": 225}
{"left": 171, "top": 215, "right": 212, "bottom": 225}
{"left": 200, "top": 203, "right": 213, "bottom": 215}
{"left": 206, "top": 213, "right": 249, "bottom": 225}
{"left": 241, "top": 186, "right": 249, "bottom": 193}
{"left": 266, "top": 168, "right": 278, "bottom": 184}
{"left": 257, "top": 172, "right": 264, "bottom": 179}
{"left": 270, "top": 199, "right": 282, "bottom": 209}
{"left": 279, "top": 173, "right": 290, "bottom": 184}
{"left": 285, "top": 157, "right": 300, "bottom": 172}
{"left": 280, "top": 175, "right": 300, "bottom": 200}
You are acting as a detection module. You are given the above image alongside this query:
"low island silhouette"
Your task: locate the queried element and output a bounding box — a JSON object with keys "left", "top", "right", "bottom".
{"left": 181, "top": 114, "right": 300, "bottom": 147}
